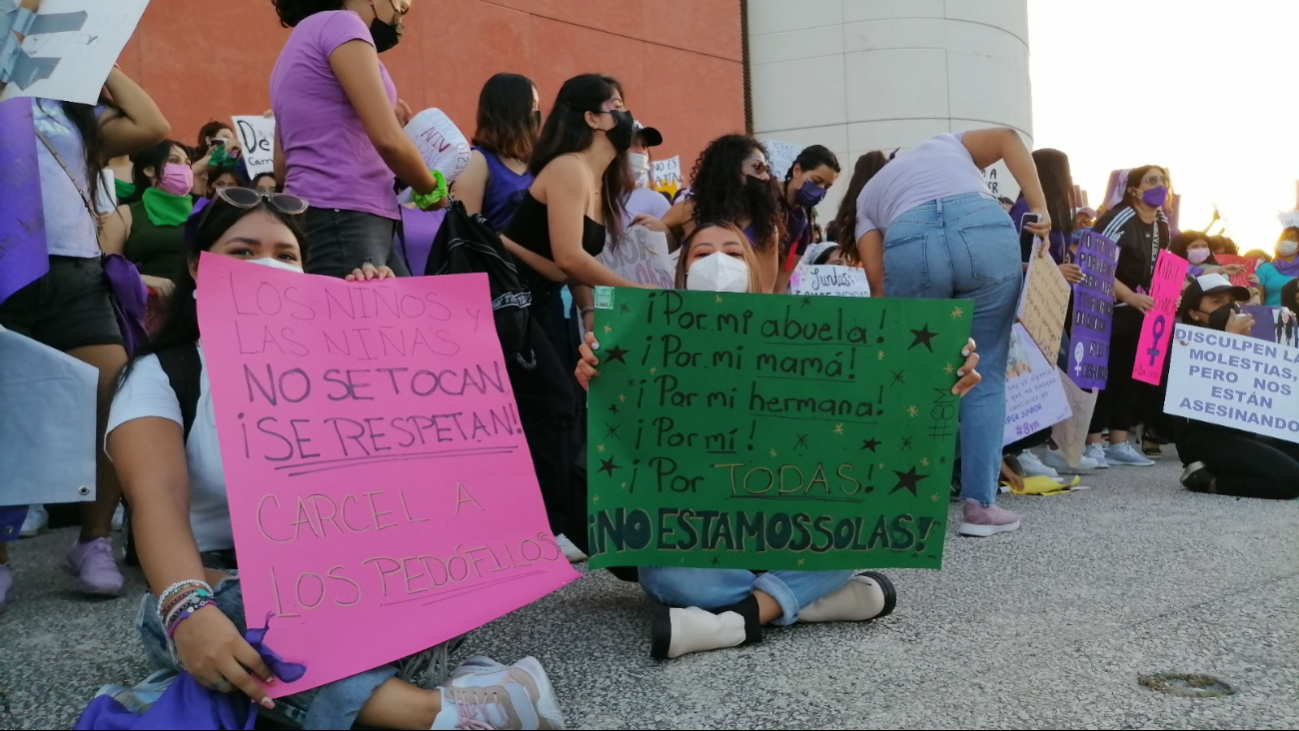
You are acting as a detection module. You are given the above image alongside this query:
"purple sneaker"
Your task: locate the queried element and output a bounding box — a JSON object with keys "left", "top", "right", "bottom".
{"left": 0, "top": 564, "right": 12, "bottom": 611}
{"left": 958, "top": 499, "right": 1021, "bottom": 537}
{"left": 60, "top": 538, "right": 124, "bottom": 596}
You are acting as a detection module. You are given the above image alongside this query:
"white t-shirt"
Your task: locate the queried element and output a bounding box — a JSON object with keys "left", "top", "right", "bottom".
{"left": 106, "top": 345, "right": 233, "bottom": 552}
{"left": 33, "top": 99, "right": 103, "bottom": 259}
{"left": 854, "top": 133, "right": 992, "bottom": 240}
{"left": 621, "top": 187, "right": 672, "bottom": 230}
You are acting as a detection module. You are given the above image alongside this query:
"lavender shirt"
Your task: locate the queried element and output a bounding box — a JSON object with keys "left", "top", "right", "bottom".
{"left": 271, "top": 11, "right": 399, "bottom": 220}
{"left": 854, "top": 132, "right": 992, "bottom": 240}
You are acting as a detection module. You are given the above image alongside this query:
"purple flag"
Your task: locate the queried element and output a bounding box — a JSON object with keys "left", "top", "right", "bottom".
{"left": 0, "top": 98, "right": 48, "bottom": 305}
{"left": 1067, "top": 231, "right": 1119, "bottom": 390}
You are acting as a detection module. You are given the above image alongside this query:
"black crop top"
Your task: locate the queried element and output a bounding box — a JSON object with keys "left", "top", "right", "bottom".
{"left": 504, "top": 192, "right": 607, "bottom": 263}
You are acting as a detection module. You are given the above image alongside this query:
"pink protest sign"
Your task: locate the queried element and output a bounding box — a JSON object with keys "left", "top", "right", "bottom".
{"left": 1132, "top": 250, "right": 1189, "bottom": 385}
{"left": 1214, "top": 255, "right": 1257, "bottom": 289}
{"left": 195, "top": 254, "right": 579, "bottom": 696}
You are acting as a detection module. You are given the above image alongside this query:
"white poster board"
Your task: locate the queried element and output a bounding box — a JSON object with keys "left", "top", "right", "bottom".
{"left": 1003, "top": 323, "right": 1073, "bottom": 446}
{"left": 231, "top": 115, "right": 276, "bottom": 178}
{"left": 404, "top": 108, "right": 471, "bottom": 182}
{"left": 761, "top": 139, "right": 801, "bottom": 181}
{"left": 651, "top": 155, "right": 682, "bottom": 198}
{"left": 788, "top": 265, "right": 870, "bottom": 298}
{"left": 1165, "top": 324, "right": 1299, "bottom": 445}
{"left": 1, "top": 0, "right": 151, "bottom": 105}
{"left": 596, "top": 226, "right": 675, "bottom": 289}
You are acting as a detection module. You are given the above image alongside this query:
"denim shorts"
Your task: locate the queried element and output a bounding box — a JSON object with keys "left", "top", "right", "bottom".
{"left": 0, "top": 256, "right": 123, "bottom": 351}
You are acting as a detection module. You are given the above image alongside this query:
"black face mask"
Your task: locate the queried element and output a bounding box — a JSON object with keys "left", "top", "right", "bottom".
{"left": 603, "top": 109, "right": 636, "bottom": 153}
{"left": 369, "top": 2, "right": 403, "bottom": 53}
{"left": 1201, "top": 302, "right": 1240, "bottom": 331}
{"left": 744, "top": 174, "right": 770, "bottom": 197}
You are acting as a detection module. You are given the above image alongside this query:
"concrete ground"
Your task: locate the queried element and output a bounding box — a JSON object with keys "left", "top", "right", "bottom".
{"left": 2, "top": 453, "right": 1297, "bottom": 730}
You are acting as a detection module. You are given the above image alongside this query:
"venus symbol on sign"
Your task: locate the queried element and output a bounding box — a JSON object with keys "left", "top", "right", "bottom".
{"left": 1145, "top": 315, "right": 1166, "bottom": 366}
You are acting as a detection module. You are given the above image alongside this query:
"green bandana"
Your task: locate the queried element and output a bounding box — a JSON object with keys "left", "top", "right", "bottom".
{"left": 141, "top": 187, "right": 195, "bottom": 227}
{"left": 114, "top": 178, "right": 136, "bottom": 203}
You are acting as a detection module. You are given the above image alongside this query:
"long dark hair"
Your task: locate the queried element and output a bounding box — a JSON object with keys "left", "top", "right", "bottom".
{"left": 194, "top": 121, "right": 232, "bottom": 159}
{"left": 826, "top": 151, "right": 887, "bottom": 250}
{"left": 130, "top": 139, "right": 186, "bottom": 196}
{"left": 1169, "top": 231, "right": 1215, "bottom": 266}
{"left": 36, "top": 100, "right": 106, "bottom": 209}
{"left": 1119, "top": 164, "right": 1169, "bottom": 210}
{"left": 786, "top": 145, "right": 840, "bottom": 182}
{"left": 1282, "top": 279, "right": 1299, "bottom": 317}
{"left": 529, "top": 74, "right": 630, "bottom": 235}
{"left": 272, "top": 0, "right": 346, "bottom": 27}
{"left": 473, "top": 73, "right": 538, "bottom": 162}
{"left": 1029, "top": 148, "right": 1074, "bottom": 240}
{"left": 117, "top": 201, "right": 309, "bottom": 389}
{"left": 689, "top": 134, "right": 784, "bottom": 252}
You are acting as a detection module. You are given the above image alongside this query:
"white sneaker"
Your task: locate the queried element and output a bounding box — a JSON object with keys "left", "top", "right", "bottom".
{"left": 433, "top": 655, "right": 564, "bottom": 730}
{"left": 1084, "top": 442, "right": 1110, "bottom": 469}
{"left": 19, "top": 505, "right": 48, "bottom": 538}
{"left": 1105, "top": 441, "right": 1156, "bottom": 467}
{"left": 555, "top": 534, "right": 587, "bottom": 564}
{"left": 1040, "top": 448, "right": 1100, "bottom": 473}
{"left": 1016, "top": 451, "right": 1059, "bottom": 478}
{"left": 111, "top": 504, "right": 125, "bottom": 532}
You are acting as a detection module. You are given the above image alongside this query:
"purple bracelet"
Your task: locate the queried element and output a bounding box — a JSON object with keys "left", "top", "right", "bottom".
{"left": 166, "top": 599, "right": 215, "bottom": 638}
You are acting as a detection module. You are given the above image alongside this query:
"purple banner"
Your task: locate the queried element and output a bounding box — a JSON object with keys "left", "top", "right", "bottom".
{"left": 1067, "top": 231, "right": 1119, "bottom": 390}
{"left": 0, "top": 98, "right": 48, "bottom": 305}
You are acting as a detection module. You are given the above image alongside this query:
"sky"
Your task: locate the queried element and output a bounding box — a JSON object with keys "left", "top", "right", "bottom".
{"left": 1027, "top": 0, "right": 1299, "bottom": 253}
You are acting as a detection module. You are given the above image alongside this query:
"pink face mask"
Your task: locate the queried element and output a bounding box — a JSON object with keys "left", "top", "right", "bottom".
{"left": 157, "top": 163, "right": 194, "bottom": 197}
{"left": 1187, "top": 248, "right": 1211, "bottom": 265}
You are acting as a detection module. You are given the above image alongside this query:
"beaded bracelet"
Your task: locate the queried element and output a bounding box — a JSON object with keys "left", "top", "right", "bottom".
{"left": 162, "top": 590, "right": 214, "bottom": 629}
{"left": 160, "top": 587, "right": 211, "bottom": 621}
{"left": 158, "top": 580, "right": 212, "bottom": 611}
{"left": 166, "top": 598, "right": 215, "bottom": 638}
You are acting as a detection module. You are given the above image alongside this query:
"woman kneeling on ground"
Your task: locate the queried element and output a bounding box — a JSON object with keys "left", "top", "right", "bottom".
{"left": 106, "top": 190, "right": 563, "bottom": 729}
{"left": 572, "top": 222, "right": 982, "bottom": 659}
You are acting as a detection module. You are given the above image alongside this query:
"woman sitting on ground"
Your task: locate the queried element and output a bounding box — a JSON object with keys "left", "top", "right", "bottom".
{"left": 573, "top": 222, "right": 982, "bottom": 660}
{"left": 1172, "top": 273, "right": 1299, "bottom": 500}
{"left": 106, "top": 189, "right": 563, "bottom": 730}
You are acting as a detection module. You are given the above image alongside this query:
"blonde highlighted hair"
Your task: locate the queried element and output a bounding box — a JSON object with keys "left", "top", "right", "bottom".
{"left": 674, "top": 221, "right": 762, "bottom": 293}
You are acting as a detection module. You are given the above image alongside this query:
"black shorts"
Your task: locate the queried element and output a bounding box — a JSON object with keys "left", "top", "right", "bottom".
{"left": 0, "top": 256, "right": 124, "bottom": 352}
{"left": 302, "top": 207, "right": 410, "bottom": 278}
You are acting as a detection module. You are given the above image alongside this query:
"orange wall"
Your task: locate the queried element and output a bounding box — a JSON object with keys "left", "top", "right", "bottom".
{"left": 118, "top": 0, "right": 744, "bottom": 177}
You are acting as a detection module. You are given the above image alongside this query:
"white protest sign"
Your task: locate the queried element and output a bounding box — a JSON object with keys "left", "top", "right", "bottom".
{"left": 232, "top": 115, "right": 276, "bottom": 178}
{"left": 788, "top": 265, "right": 870, "bottom": 298}
{"left": 761, "top": 139, "right": 801, "bottom": 181}
{"left": 404, "top": 108, "right": 471, "bottom": 182}
{"left": 596, "top": 226, "right": 675, "bottom": 289}
{"left": 651, "top": 155, "right": 682, "bottom": 198}
{"left": 1, "top": 0, "right": 150, "bottom": 105}
{"left": 1003, "top": 323, "right": 1072, "bottom": 446}
{"left": 1278, "top": 210, "right": 1299, "bottom": 229}
{"left": 1165, "top": 324, "right": 1299, "bottom": 444}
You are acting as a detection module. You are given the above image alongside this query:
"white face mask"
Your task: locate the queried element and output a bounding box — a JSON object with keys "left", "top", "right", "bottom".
{"left": 627, "top": 152, "right": 650, "bottom": 175}
{"left": 686, "top": 252, "right": 749, "bottom": 293}
{"left": 246, "top": 256, "right": 304, "bottom": 274}
{"left": 1280, "top": 240, "right": 1299, "bottom": 257}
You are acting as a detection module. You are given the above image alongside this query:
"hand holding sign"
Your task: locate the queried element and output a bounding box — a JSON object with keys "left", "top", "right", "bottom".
{"left": 232, "top": 115, "right": 275, "bottom": 178}
{"left": 1132, "top": 250, "right": 1189, "bottom": 385}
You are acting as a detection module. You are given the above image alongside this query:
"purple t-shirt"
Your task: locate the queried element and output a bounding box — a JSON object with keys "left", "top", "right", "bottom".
{"left": 855, "top": 133, "right": 992, "bottom": 240}
{"left": 270, "top": 11, "right": 398, "bottom": 220}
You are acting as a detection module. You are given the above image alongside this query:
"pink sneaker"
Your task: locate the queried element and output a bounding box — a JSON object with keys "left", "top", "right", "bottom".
{"left": 60, "top": 538, "right": 124, "bottom": 596}
{"left": 0, "top": 563, "right": 12, "bottom": 611}
{"left": 959, "top": 499, "right": 1021, "bottom": 537}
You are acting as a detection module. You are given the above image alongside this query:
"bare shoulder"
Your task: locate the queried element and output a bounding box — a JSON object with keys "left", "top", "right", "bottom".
{"left": 533, "top": 154, "right": 591, "bottom": 202}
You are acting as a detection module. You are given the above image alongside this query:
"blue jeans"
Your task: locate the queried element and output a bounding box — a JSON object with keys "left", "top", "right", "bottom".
{"left": 639, "top": 567, "right": 853, "bottom": 626}
{"left": 137, "top": 576, "right": 395, "bottom": 730}
{"left": 882, "top": 193, "right": 1022, "bottom": 507}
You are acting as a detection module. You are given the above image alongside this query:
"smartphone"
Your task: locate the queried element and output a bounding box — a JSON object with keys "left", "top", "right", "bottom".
{"left": 211, "top": 138, "right": 226, "bottom": 147}
{"left": 1019, "top": 212, "right": 1040, "bottom": 257}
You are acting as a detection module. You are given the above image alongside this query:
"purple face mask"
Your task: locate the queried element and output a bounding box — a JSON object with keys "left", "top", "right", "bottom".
{"left": 1142, "top": 185, "right": 1169, "bottom": 208}
{"left": 794, "top": 178, "right": 827, "bottom": 208}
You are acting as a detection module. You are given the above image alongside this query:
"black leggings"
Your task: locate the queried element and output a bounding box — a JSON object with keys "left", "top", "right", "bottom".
{"left": 1089, "top": 308, "right": 1143, "bottom": 434}
{"left": 1176, "top": 429, "right": 1299, "bottom": 500}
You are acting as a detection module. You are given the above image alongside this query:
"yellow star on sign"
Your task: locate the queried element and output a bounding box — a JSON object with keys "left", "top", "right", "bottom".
{"left": 878, "top": 462, "right": 885, "bottom": 470}
{"left": 603, "top": 324, "right": 612, "bottom": 334}
{"left": 770, "top": 448, "right": 778, "bottom": 458}
{"left": 619, "top": 394, "right": 627, "bottom": 402}
{"left": 797, "top": 559, "right": 805, "bottom": 566}
{"left": 908, "top": 405, "right": 919, "bottom": 417}
{"left": 931, "top": 494, "right": 940, "bottom": 502}
{"left": 877, "top": 351, "right": 886, "bottom": 360}
{"left": 920, "top": 457, "right": 930, "bottom": 466}
{"left": 834, "top": 423, "right": 844, "bottom": 435}
{"left": 716, "top": 295, "right": 723, "bottom": 304}
{"left": 944, "top": 363, "right": 955, "bottom": 375}
{"left": 650, "top": 367, "right": 657, "bottom": 374}
{"left": 593, "top": 494, "right": 600, "bottom": 503}
{"left": 951, "top": 306, "right": 964, "bottom": 319}
{"left": 597, "top": 444, "right": 606, "bottom": 452}
{"left": 620, "top": 482, "right": 628, "bottom": 489}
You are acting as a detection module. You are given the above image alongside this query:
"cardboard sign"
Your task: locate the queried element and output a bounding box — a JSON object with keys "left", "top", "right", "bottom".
{"left": 231, "top": 115, "right": 276, "bottom": 179}
{"left": 1132, "top": 250, "right": 1189, "bottom": 385}
{"left": 1051, "top": 369, "right": 1099, "bottom": 469}
{"left": 1016, "top": 241, "right": 1071, "bottom": 360}
{"left": 1003, "top": 323, "right": 1072, "bottom": 446}
{"left": 0, "top": 98, "right": 47, "bottom": 305}
{"left": 1, "top": 0, "right": 150, "bottom": 105}
{"left": 788, "top": 265, "right": 870, "bottom": 298}
{"left": 650, "top": 156, "right": 682, "bottom": 200}
{"left": 404, "top": 109, "right": 471, "bottom": 182}
{"left": 1214, "top": 255, "right": 1257, "bottom": 289}
{"left": 1165, "top": 324, "right": 1299, "bottom": 445}
{"left": 596, "top": 226, "right": 675, "bottom": 289}
{"left": 587, "top": 288, "right": 972, "bottom": 571}
{"left": 1068, "top": 232, "right": 1119, "bottom": 390}
{"left": 761, "top": 139, "right": 801, "bottom": 181}
{"left": 196, "top": 255, "right": 579, "bottom": 696}
{"left": 1243, "top": 306, "right": 1299, "bottom": 348}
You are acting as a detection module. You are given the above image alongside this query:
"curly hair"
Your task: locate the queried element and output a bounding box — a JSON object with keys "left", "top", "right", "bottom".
{"left": 273, "top": 0, "right": 347, "bottom": 27}
{"left": 688, "top": 134, "right": 784, "bottom": 253}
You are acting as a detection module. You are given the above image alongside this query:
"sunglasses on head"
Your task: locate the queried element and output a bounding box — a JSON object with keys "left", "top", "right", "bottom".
{"left": 195, "top": 187, "right": 309, "bottom": 234}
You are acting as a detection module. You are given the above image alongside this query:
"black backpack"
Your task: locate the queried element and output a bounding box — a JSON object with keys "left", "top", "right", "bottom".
{"left": 425, "top": 200, "right": 533, "bottom": 357}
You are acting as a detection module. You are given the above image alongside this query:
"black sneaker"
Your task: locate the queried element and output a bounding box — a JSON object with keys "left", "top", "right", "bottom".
{"left": 1180, "top": 462, "right": 1215, "bottom": 493}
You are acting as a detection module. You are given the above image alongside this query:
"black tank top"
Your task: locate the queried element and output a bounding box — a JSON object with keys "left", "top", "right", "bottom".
{"left": 504, "top": 192, "right": 607, "bottom": 297}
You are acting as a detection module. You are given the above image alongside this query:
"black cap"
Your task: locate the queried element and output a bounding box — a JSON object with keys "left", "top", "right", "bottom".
{"left": 1181, "top": 273, "right": 1250, "bottom": 316}
{"left": 634, "top": 121, "right": 662, "bottom": 147}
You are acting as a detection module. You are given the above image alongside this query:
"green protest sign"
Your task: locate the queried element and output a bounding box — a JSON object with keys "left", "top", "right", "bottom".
{"left": 587, "top": 288, "right": 972, "bottom": 572}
